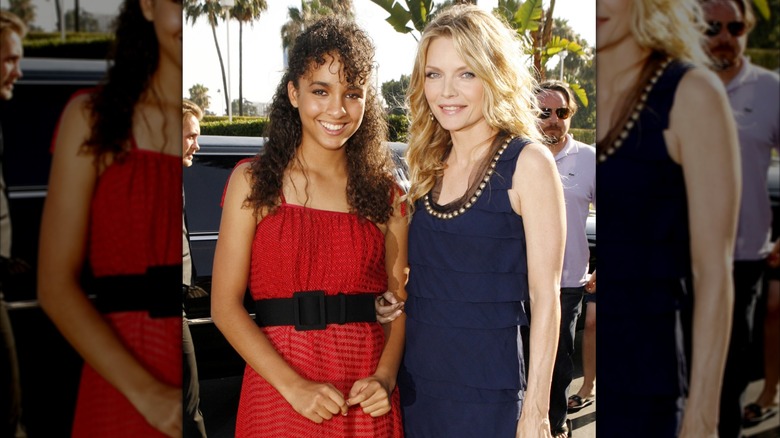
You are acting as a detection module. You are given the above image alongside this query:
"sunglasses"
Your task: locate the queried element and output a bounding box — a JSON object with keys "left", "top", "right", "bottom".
{"left": 540, "top": 107, "right": 571, "bottom": 120}
{"left": 705, "top": 21, "right": 746, "bottom": 37}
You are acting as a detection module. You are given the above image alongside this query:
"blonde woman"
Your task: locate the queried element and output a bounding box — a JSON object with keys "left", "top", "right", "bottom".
{"left": 397, "top": 5, "right": 565, "bottom": 437}
{"left": 596, "top": 0, "right": 740, "bottom": 436}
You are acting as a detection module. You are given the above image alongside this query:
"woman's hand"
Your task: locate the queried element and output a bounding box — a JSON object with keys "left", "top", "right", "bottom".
{"left": 767, "top": 240, "right": 780, "bottom": 268}
{"left": 375, "top": 291, "right": 404, "bottom": 324}
{"left": 283, "top": 379, "right": 348, "bottom": 423}
{"left": 129, "top": 381, "right": 182, "bottom": 437}
{"left": 585, "top": 270, "right": 596, "bottom": 293}
{"left": 516, "top": 412, "right": 553, "bottom": 438}
{"left": 347, "top": 375, "right": 393, "bottom": 417}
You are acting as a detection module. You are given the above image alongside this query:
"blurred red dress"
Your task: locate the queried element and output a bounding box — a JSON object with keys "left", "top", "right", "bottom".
{"left": 70, "top": 139, "right": 181, "bottom": 437}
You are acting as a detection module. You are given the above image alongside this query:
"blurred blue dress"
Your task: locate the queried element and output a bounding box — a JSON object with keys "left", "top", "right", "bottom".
{"left": 596, "top": 58, "right": 694, "bottom": 437}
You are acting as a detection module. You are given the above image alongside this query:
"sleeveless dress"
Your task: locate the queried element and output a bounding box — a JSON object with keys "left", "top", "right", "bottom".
{"left": 71, "top": 140, "right": 182, "bottom": 436}
{"left": 399, "top": 138, "right": 531, "bottom": 438}
{"left": 235, "top": 192, "right": 403, "bottom": 437}
{"left": 597, "top": 60, "right": 694, "bottom": 436}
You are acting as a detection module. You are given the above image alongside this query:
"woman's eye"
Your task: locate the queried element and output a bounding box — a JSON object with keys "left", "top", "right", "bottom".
{"left": 425, "top": 72, "right": 440, "bottom": 79}
{"left": 462, "top": 72, "right": 476, "bottom": 79}
{"left": 313, "top": 89, "right": 327, "bottom": 96}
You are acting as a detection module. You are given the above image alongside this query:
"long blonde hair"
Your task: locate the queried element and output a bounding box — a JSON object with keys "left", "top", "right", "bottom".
{"left": 630, "top": 0, "right": 712, "bottom": 67}
{"left": 405, "top": 4, "right": 542, "bottom": 207}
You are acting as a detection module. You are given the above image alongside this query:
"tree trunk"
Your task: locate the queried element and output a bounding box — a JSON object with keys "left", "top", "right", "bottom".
{"left": 54, "top": 0, "right": 62, "bottom": 33}
{"left": 210, "top": 22, "right": 230, "bottom": 116}
{"left": 239, "top": 20, "right": 244, "bottom": 116}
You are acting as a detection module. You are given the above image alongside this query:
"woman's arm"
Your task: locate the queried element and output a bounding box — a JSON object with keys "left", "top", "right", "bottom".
{"left": 509, "top": 142, "right": 565, "bottom": 437}
{"left": 667, "top": 68, "right": 740, "bottom": 437}
{"left": 347, "top": 192, "right": 409, "bottom": 416}
{"left": 37, "top": 94, "right": 181, "bottom": 437}
{"left": 210, "top": 162, "right": 348, "bottom": 423}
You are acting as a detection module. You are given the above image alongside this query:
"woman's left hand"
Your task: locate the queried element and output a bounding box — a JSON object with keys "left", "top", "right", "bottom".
{"left": 346, "top": 375, "right": 393, "bottom": 417}
{"left": 585, "top": 270, "right": 596, "bottom": 294}
{"left": 375, "top": 291, "right": 405, "bottom": 324}
{"left": 516, "top": 413, "right": 553, "bottom": 438}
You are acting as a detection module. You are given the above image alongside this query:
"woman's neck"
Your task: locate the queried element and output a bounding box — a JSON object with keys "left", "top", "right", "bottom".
{"left": 146, "top": 62, "right": 182, "bottom": 105}
{"left": 598, "top": 38, "right": 652, "bottom": 104}
{"left": 448, "top": 123, "right": 498, "bottom": 166}
{"left": 295, "top": 139, "right": 348, "bottom": 176}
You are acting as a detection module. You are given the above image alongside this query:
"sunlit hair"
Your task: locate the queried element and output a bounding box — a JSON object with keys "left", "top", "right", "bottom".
{"left": 182, "top": 99, "right": 203, "bottom": 122}
{"left": 247, "top": 16, "right": 396, "bottom": 223}
{"left": 405, "top": 4, "right": 542, "bottom": 208}
{"left": 631, "top": 0, "right": 712, "bottom": 66}
{"left": 84, "top": 0, "right": 162, "bottom": 163}
{"left": 537, "top": 80, "right": 578, "bottom": 116}
{"left": 598, "top": 0, "right": 712, "bottom": 155}
{"left": 700, "top": 0, "right": 756, "bottom": 31}
{"left": 0, "top": 10, "right": 27, "bottom": 39}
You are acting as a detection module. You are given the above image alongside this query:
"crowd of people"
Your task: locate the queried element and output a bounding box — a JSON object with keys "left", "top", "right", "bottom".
{"left": 0, "top": 0, "right": 778, "bottom": 437}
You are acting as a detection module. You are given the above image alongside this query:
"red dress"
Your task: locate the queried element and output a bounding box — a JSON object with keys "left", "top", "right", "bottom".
{"left": 235, "top": 195, "right": 403, "bottom": 437}
{"left": 70, "top": 141, "right": 181, "bottom": 437}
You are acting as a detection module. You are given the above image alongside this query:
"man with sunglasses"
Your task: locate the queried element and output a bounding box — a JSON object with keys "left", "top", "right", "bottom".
{"left": 534, "top": 80, "right": 596, "bottom": 438}
{"left": 701, "top": 1, "right": 780, "bottom": 437}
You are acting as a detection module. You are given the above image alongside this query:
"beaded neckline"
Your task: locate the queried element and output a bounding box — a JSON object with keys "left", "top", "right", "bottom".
{"left": 597, "top": 57, "right": 672, "bottom": 163}
{"left": 423, "top": 136, "right": 513, "bottom": 220}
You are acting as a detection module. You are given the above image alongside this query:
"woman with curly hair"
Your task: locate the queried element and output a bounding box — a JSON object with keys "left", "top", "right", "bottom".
{"left": 211, "top": 16, "right": 407, "bottom": 437}
{"left": 396, "top": 5, "right": 565, "bottom": 437}
{"left": 37, "top": 0, "right": 182, "bottom": 436}
{"left": 596, "top": 0, "right": 740, "bottom": 436}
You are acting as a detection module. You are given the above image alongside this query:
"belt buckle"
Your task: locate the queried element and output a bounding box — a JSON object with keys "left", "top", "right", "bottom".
{"left": 292, "top": 290, "right": 327, "bottom": 331}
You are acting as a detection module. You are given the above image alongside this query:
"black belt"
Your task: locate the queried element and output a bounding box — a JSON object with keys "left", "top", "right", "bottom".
{"left": 255, "top": 290, "right": 378, "bottom": 331}
{"left": 84, "top": 265, "right": 181, "bottom": 318}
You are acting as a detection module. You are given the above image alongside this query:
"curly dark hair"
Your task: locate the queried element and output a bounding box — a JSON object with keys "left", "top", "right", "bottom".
{"left": 83, "top": 0, "right": 159, "bottom": 162}
{"left": 247, "top": 16, "right": 396, "bottom": 223}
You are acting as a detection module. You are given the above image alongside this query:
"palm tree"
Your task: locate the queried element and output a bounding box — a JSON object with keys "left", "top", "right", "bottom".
{"left": 188, "top": 83, "right": 211, "bottom": 112}
{"left": 184, "top": 0, "right": 230, "bottom": 116}
{"left": 369, "top": 0, "right": 437, "bottom": 42}
{"left": 494, "top": 0, "right": 589, "bottom": 106}
{"left": 281, "top": 0, "right": 355, "bottom": 58}
{"left": 229, "top": 0, "right": 268, "bottom": 116}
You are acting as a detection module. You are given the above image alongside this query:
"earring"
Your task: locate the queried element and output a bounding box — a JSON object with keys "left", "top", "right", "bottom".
{"left": 429, "top": 111, "right": 435, "bottom": 122}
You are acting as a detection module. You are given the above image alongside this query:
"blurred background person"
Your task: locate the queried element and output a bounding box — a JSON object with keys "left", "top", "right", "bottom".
{"left": 0, "top": 9, "right": 27, "bottom": 438}
{"left": 182, "top": 98, "right": 207, "bottom": 437}
{"left": 596, "top": 0, "right": 740, "bottom": 436}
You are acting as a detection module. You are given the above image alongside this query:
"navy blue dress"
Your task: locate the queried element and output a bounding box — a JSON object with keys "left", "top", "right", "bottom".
{"left": 597, "top": 59, "right": 695, "bottom": 436}
{"left": 399, "top": 137, "right": 530, "bottom": 438}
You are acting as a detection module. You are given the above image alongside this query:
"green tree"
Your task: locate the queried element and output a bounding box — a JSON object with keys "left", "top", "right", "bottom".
{"left": 369, "top": 0, "right": 438, "bottom": 42}
{"left": 185, "top": 0, "right": 230, "bottom": 119}
{"left": 228, "top": 0, "right": 267, "bottom": 116}
{"left": 8, "top": 0, "right": 35, "bottom": 26}
{"left": 281, "top": 0, "right": 354, "bottom": 57}
{"left": 493, "top": 0, "right": 589, "bottom": 108}
{"left": 188, "top": 83, "right": 211, "bottom": 112}
{"left": 749, "top": 0, "right": 778, "bottom": 49}
{"left": 543, "top": 18, "right": 595, "bottom": 130}
{"left": 65, "top": 9, "right": 99, "bottom": 32}
{"left": 381, "top": 74, "right": 410, "bottom": 115}
{"left": 232, "top": 98, "right": 259, "bottom": 116}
